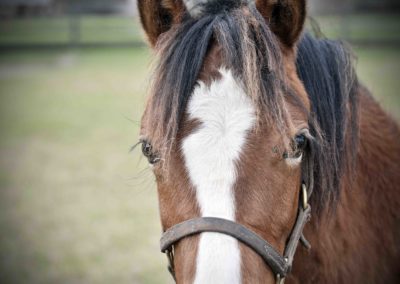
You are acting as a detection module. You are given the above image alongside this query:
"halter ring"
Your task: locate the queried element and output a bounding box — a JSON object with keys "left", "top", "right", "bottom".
{"left": 302, "top": 184, "right": 309, "bottom": 210}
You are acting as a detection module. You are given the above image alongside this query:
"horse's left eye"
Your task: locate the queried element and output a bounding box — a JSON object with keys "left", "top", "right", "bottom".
{"left": 141, "top": 140, "right": 152, "bottom": 157}
{"left": 141, "top": 140, "right": 160, "bottom": 164}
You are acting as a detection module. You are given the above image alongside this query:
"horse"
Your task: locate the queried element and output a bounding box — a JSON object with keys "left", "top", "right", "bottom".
{"left": 136, "top": 0, "right": 400, "bottom": 283}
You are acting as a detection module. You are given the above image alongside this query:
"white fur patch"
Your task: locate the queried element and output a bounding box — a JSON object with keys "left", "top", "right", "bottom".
{"left": 285, "top": 153, "right": 303, "bottom": 167}
{"left": 183, "top": 0, "right": 256, "bottom": 18}
{"left": 182, "top": 69, "right": 256, "bottom": 284}
{"left": 183, "top": 0, "right": 208, "bottom": 18}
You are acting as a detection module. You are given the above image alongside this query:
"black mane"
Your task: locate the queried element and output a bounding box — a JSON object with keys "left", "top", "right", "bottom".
{"left": 296, "top": 33, "right": 359, "bottom": 211}
{"left": 146, "top": 2, "right": 360, "bottom": 213}
{"left": 147, "top": 3, "right": 288, "bottom": 164}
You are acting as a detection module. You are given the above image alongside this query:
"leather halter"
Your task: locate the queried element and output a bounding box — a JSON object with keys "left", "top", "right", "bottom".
{"left": 160, "top": 185, "right": 311, "bottom": 283}
{"left": 160, "top": 152, "right": 314, "bottom": 283}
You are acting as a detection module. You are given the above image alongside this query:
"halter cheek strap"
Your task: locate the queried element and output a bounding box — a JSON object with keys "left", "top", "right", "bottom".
{"left": 160, "top": 184, "right": 312, "bottom": 283}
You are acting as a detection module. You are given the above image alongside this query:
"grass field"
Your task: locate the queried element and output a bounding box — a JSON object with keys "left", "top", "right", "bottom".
{"left": 314, "top": 13, "right": 400, "bottom": 42}
{"left": 0, "top": 48, "right": 172, "bottom": 284}
{"left": 0, "top": 17, "right": 399, "bottom": 284}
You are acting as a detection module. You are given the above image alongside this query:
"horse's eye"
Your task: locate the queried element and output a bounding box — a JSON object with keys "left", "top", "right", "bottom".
{"left": 283, "top": 133, "right": 308, "bottom": 163}
{"left": 294, "top": 134, "right": 307, "bottom": 151}
{"left": 140, "top": 140, "right": 160, "bottom": 164}
{"left": 141, "top": 140, "right": 152, "bottom": 157}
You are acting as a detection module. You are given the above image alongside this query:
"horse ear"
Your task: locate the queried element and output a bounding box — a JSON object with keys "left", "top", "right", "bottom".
{"left": 255, "top": 0, "right": 306, "bottom": 47}
{"left": 137, "top": 0, "right": 183, "bottom": 47}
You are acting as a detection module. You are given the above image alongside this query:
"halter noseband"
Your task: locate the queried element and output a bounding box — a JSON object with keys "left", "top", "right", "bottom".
{"left": 160, "top": 184, "right": 312, "bottom": 283}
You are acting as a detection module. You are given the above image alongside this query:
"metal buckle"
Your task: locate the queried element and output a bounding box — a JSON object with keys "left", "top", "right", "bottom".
{"left": 276, "top": 274, "right": 285, "bottom": 284}
{"left": 301, "top": 184, "right": 309, "bottom": 210}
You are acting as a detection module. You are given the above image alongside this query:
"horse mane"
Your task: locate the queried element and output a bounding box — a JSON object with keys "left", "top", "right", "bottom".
{"left": 145, "top": 1, "right": 360, "bottom": 213}
{"left": 296, "top": 33, "right": 359, "bottom": 212}
{"left": 147, "top": 2, "right": 292, "bottom": 166}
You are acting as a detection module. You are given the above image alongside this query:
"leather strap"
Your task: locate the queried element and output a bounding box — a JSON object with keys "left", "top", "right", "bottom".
{"left": 161, "top": 217, "right": 288, "bottom": 276}
{"left": 283, "top": 204, "right": 312, "bottom": 273}
{"left": 160, "top": 194, "right": 311, "bottom": 279}
{"left": 160, "top": 143, "right": 315, "bottom": 281}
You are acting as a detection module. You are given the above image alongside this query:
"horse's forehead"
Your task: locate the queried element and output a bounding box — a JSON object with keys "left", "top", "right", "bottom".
{"left": 181, "top": 68, "right": 256, "bottom": 283}
{"left": 184, "top": 68, "right": 256, "bottom": 148}
{"left": 197, "top": 44, "right": 224, "bottom": 85}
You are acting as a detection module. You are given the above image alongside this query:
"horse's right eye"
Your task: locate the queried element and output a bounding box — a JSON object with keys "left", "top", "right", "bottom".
{"left": 294, "top": 134, "right": 307, "bottom": 152}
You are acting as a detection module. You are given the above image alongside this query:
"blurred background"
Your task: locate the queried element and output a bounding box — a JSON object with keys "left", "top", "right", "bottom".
{"left": 0, "top": 0, "right": 399, "bottom": 283}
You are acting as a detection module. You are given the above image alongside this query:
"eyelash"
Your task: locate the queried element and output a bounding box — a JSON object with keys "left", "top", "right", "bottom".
{"left": 140, "top": 140, "right": 160, "bottom": 164}
{"left": 283, "top": 133, "right": 308, "bottom": 162}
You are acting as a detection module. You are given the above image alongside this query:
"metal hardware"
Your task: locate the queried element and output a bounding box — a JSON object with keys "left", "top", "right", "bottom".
{"left": 161, "top": 182, "right": 313, "bottom": 282}
{"left": 301, "top": 183, "right": 309, "bottom": 209}
{"left": 276, "top": 274, "right": 285, "bottom": 284}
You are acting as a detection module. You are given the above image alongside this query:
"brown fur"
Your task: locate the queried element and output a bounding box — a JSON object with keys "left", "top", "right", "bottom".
{"left": 256, "top": 0, "right": 306, "bottom": 47}
{"left": 137, "top": 0, "right": 185, "bottom": 46}
{"left": 235, "top": 50, "right": 312, "bottom": 283}
{"left": 138, "top": 0, "right": 400, "bottom": 283}
{"left": 290, "top": 89, "right": 400, "bottom": 284}
{"left": 149, "top": 116, "right": 201, "bottom": 284}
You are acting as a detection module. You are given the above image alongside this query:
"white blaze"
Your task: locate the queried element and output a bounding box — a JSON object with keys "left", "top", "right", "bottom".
{"left": 183, "top": 0, "right": 256, "bottom": 18}
{"left": 183, "top": 0, "right": 209, "bottom": 18}
{"left": 182, "top": 69, "right": 256, "bottom": 284}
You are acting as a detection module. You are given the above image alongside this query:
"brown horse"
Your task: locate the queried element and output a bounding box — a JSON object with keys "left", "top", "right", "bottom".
{"left": 137, "top": 0, "right": 400, "bottom": 283}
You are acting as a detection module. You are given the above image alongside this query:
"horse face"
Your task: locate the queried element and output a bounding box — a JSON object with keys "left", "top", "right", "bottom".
{"left": 139, "top": 0, "right": 310, "bottom": 282}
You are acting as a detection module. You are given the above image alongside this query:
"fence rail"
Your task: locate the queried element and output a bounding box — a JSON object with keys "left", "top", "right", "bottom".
{"left": 0, "top": 13, "right": 399, "bottom": 51}
{"left": 0, "top": 14, "right": 144, "bottom": 50}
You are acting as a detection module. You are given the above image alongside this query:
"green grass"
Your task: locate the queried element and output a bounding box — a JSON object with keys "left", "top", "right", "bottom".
{"left": 0, "top": 44, "right": 399, "bottom": 283}
{"left": 0, "top": 48, "right": 172, "bottom": 284}
{"left": 355, "top": 47, "right": 400, "bottom": 117}
{"left": 313, "top": 13, "right": 400, "bottom": 41}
